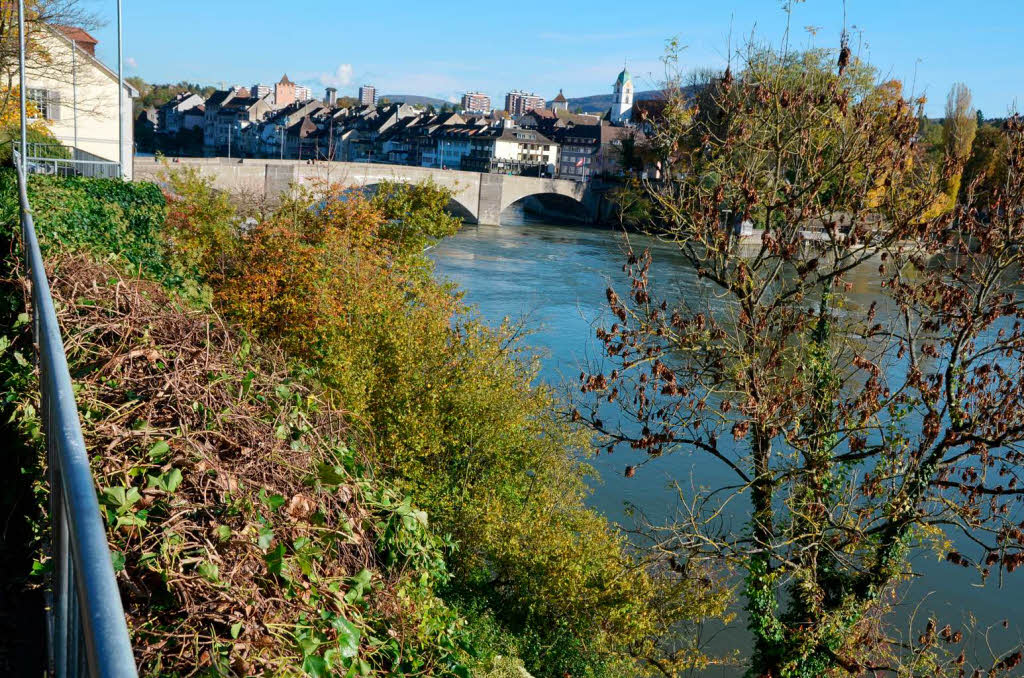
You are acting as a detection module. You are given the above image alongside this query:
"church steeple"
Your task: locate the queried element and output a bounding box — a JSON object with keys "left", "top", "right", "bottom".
{"left": 611, "top": 62, "right": 633, "bottom": 124}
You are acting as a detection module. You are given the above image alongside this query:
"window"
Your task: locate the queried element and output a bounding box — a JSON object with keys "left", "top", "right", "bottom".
{"left": 28, "top": 88, "right": 61, "bottom": 121}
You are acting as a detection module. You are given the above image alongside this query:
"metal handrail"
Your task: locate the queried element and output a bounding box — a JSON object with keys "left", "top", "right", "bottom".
{"left": 8, "top": 141, "right": 122, "bottom": 179}
{"left": 13, "top": 150, "right": 138, "bottom": 678}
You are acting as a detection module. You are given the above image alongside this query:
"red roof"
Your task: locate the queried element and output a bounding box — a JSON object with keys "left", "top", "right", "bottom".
{"left": 55, "top": 26, "right": 98, "bottom": 56}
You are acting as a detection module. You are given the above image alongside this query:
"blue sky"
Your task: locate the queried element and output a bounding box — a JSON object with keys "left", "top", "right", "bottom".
{"left": 86, "top": 0, "right": 1023, "bottom": 117}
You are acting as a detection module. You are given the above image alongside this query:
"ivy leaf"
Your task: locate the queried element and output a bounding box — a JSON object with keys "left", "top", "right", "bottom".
{"left": 265, "top": 542, "right": 285, "bottom": 577}
{"left": 301, "top": 654, "right": 328, "bottom": 678}
{"left": 257, "top": 526, "right": 274, "bottom": 550}
{"left": 259, "top": 489, "right": 286, "bottom": 512}
{"left": 148, "top": 440, "right": 170, "bottom": 461}
{"left": 316, "top": 463, "right": 346, "bottom": 486}
{"left": 197, "top": 560, "right": 219, "bottom": 583}
{"left": 331, "top": 617, "right": 361, "bottom": 658}
{"left": 147, "top": 468, "right": 183, "bottom": 493}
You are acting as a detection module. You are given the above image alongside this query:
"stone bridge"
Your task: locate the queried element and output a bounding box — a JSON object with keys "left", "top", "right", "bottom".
{"left": 134, "top": 157, "right": 596, "bottom": 225}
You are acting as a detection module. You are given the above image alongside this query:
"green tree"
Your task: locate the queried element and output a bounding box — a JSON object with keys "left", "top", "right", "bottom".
{"left": 960, "top": 121, "right": 1009, "bottom": 205}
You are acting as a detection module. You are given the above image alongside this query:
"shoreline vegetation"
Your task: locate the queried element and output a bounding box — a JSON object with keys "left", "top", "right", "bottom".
{"left": 0, "top": 165, "right": 727, "bottom": 677}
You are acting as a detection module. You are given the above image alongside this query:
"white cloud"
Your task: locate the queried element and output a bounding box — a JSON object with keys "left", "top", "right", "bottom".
{"left": 126, "top": 56, "right": 138, "bottom": 69}
{"left": 319, "top": 64, "right": 353, "bottom": 88}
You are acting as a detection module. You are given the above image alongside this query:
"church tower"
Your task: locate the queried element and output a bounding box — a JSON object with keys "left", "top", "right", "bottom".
{"left": 611, "top": 66, "right": 633, "bottom": 124}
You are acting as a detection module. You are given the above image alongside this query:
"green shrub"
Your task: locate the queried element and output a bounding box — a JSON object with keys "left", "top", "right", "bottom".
{"left": 5, "top": 170, "right": 727, "bottom": 677}
{"left": 207, "top": 179, "right": 725, "bottom": 676}
{"left": 16, "top": 173, "right": 168, "bottom": 280}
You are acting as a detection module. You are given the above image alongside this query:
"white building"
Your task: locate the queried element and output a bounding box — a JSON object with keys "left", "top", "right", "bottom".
{"left": 359, "top": 85, "right": 377, "bottom": 106}
{"left": 610, "top": 67, "right": 633, "bottom": 124}
{"left": 295, "top": 84, "right": 313, "bottom": 102}
{"left": 24, "top": 24, "right": 137, "bottom": 177}
{"left": 251, "top": 83, "right": 273, "bottom": 99}
{"left": 463, "top": 122, "right": 558, "bottom": 176}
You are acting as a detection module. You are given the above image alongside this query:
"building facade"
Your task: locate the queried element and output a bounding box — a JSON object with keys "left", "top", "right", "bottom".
{"left": 504, "top": 90, "right": 545, "bottom": 117}
{"left": 275, "top": 75, "right": 296, "bottom": 108}
{"left": 461, "top": 92, "right": 491, "bottom": 113}
{"left": 463, "top": 123, "right": 557, "bottom": 176}
{"left": 251, "top": 83, "right": 273, "bottom": 99}
{"left": 157, "top": 91, "right": 204, "bottom": 136}
{"left": 359, "top": 85, "right": 377, "bottom": 106}
{"left": 554, "top": 122, "right": 630, "bottom": 180}
{"left": 551, "top": 89, "right": 568, "bottom": 112}
{"left": 24, "top": 24, "right": 137, "bottom": 176}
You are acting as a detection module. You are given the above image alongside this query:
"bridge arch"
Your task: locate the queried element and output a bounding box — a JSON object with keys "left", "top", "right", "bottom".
{"left": 297, "top": 162, "right": 482, "bottom": 223}
{"left": 358, "top": 182, "right": 478, "bottom": 223}
{"left": 497, "top": 175, "right": 590, "bottom": 224}
{"left": 500, "top": 192, "right": 590, "bottom": 225}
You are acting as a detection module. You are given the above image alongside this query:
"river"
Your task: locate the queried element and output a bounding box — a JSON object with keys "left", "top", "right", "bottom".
{"left": 430, "top": 220, "right": 1023, "bottom": 674}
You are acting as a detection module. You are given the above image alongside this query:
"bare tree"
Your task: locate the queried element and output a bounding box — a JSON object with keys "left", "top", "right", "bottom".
{"left": 0, "top": 0, "right": 100, "bottom": 89}
{"left": 579, "top": 39, "right": 1024, "bottom": 676}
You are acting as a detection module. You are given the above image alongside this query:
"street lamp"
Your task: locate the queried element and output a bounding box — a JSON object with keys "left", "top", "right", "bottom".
{"left": 117, "top": 0, "right": 123, "bottom": 177}
{"left": 17, "top": 0, "right": 26, "bottom": 172}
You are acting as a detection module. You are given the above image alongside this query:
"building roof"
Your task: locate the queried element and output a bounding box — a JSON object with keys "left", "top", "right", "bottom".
{"left": 631, "top": 99, "right": 668, "bottom": 123}
{"left": 205, "top": 90, "right": 236, "bottom": 109}
{"left": 518, "top": 108, "right": 600, "bottom": 134}
{"left": 55, "top": 25, "right": 98, "bottom": 49}
{"left": 552, "top": 124, "right": 601, "bottom": 144}
{"left": 286, "top": 115, "right": 318, "bottom": 139}
{"left": 158, "top": 91, "right": 199, "bottom": 112}
{"left": 616, "top": 68, "right": 631, "bottom": 86}
{"left": 552, "top": 89, "right": 568, "bottom": 103}
{"left": 279, "top": 74, "right": 293, "bottom": 85}
{"left": 222, "top": 96, "right": 261, "bottom": 111}
{"left": 475, "top": 126, "right": 554, "bottom": 145}
{"left": 42, "top": 24, "right": 137, "bottom": 97}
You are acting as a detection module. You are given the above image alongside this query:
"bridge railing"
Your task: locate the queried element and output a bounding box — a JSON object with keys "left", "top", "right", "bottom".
{"left": 12, "top": 151, "right": 138, "bottom": 678}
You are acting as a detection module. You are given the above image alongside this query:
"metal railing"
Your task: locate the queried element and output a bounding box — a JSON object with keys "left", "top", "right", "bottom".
{"left": 12, "top": 150, "right": 138, "bottom": 678}
{"left": 11, "top": 142, "right": 122, "bottom": 179}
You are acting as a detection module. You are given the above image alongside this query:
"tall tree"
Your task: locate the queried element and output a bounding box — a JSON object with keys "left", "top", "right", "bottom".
{"left": 932, "top": 82, "right": 978, "bottom": 214}
{"left": 578, "top": 41, "right": 1024, "bottom": 676}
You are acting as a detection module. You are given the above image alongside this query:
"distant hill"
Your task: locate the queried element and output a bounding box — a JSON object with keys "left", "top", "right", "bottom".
{"left": 556, "top": 89, "right": 664, "bottom": 113}
{"left": 380, "top": 94, "right": 451, "bottom": 108}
